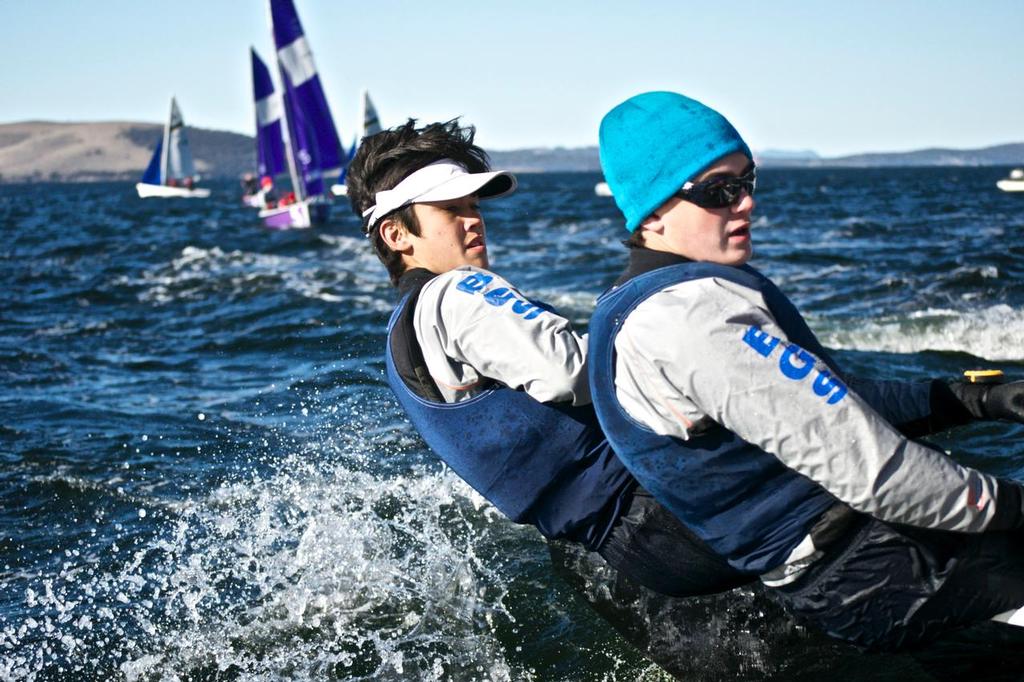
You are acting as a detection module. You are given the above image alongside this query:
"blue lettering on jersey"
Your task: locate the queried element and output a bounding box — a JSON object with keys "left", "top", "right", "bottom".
{"left": 483, "top": 287, "right": 516, "bottom": 307}
{"left": 741, "top": 325, "right": 847, "bottom": 404}
{"left": 512, "top": 299, "right": 543, "bottom": 319}
{"left": 456, "top": 272, "right": 493, "bottom": 293}
{"left": 779, "top": 345, "right": 814, "bottom": 380}
{"left": 456, "top": 273, "right": 545, "bottom": 321}
{"left": 743, "top": 326, "right": 781, "bottom": 357}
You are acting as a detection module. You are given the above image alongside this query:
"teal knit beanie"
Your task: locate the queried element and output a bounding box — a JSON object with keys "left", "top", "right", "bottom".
{"left": 599, "top": 91, "right": 751, "bottom": 232}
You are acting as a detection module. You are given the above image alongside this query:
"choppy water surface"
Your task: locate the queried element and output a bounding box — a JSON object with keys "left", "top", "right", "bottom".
{"left": 3, "top": 168, "right": 1024, "bottom": 680}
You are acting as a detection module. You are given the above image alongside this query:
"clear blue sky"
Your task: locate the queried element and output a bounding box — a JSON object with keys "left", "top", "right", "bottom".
{"left": 4, "top": 1, "right": 1022, "bottom": 156}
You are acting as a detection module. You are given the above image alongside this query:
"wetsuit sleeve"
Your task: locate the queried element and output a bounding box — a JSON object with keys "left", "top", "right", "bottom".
{"left": 843, "top": 377, "right": 935, "bottom": 432}
{"left": 620, "top": 277, "right": 1022, "bottom": 533}
{"left": 898, "top": 380, "right": 978, "bottom": 436}
{"left": 415, "top": 267, "right": 590, "bottom": 405}
{"left": 843, "top": 377, "right": 983, "bottom": 437}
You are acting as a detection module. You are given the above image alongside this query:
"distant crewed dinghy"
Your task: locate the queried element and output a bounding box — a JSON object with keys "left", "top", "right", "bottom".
{"left": 331, "top": 89, "right": 383, "bottom": 197}
{"left": 243, "top": 48, "right": 287, "bottom": 209}
{"left": 136, "top": 97, "right": 211, "bottom": 199}
{"left": 257, "top": 0, "right": 345, "bottom": 230}
{"left": 997, "top": 168, "right": 1024, "bottom": 192}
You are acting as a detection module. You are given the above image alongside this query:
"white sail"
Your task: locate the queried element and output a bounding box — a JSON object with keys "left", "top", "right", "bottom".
{"left": 330, "top": 90, "right": 381, "bottom": 198}
{"left": 165, "top": 97, "right": 196, "bottom": 181}
{"left": 362, "top": 90, "right": 381, "bottom": 138}
{"left": 137, "top": 96, "right": 208, "bottom": 198}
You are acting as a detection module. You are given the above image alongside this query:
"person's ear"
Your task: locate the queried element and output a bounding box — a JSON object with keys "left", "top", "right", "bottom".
{"left": 639, "top": 211, "right": 666, "bottom": 236}
{"left": 380, "top": 218, "right": 412, "bottom": 253}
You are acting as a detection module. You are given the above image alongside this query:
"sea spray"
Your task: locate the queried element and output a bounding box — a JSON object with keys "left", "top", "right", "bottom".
{"left": 1, "top": 453, "right": 527, "bottom": 680}
{"left": 817, "top": 304, "right": 1024, "bottom": 362}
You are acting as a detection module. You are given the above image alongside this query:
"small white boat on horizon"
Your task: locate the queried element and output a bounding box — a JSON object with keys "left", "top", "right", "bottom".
{"left": 136, "top": 97, "right": 210, "bottom": 199}
{"left": 595, "top": 181, "right": 612, "bottom": 197}
{"left": 997, "top": 168, "right": 1024, "bottom": 193}
{"left": 331, "top": 90, "right": 383, "bottom": 198}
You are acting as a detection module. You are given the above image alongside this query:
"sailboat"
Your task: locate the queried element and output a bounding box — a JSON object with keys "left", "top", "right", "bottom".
{"left": 243, "top": 48, "right": 287, "bottom": 209}
{"left": 136, "top": 97, "right": 211, "bottom": 198}
{"left": 257, "top": 0, "right": 346, "bottom": 230}
{"left": 997, "top": 168, "right": 1024, "bottom": 193}
{"left": 331, "top": 90, "right": 382, "bottom": 197}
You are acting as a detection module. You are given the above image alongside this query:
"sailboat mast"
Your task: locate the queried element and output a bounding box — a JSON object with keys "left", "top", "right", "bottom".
{"left": 267, "top": 3, "right": 305, "bottom": 203}
{"left": 160, "top": 97, "right": 173, "bottom": 186}
{"left": 359, "top": 89, "right": 368, "bottom": 141}
{"left": 278, "top": 77, "right": 305, "bottom": 202}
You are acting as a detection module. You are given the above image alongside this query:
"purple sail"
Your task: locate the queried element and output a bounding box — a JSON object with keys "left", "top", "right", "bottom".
{"left": 250, "top": 48, "right": 287, "bottom": 179}
{"left": 269, "top": 0, "right": 346, "bottom": 175}
{"left": 280, "top": 68, "right": 325, "bottom": 198}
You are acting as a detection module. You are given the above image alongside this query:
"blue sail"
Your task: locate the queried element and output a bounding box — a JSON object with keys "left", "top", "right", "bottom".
{"left": 141, "top": 138, "right": 163, "bottom": 185}
{"left": 250, "top": 48, "right": 287, "bottom": 178}
{"left": 269, "top": 0, "right": 346, "bottom": 176}
{"left": 337, "top": 138, "right": 358, "bottom": 184}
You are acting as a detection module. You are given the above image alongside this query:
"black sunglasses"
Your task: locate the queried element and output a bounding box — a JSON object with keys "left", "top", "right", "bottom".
{"left": 673, "top": 164, "right": 756, "bottom": 209}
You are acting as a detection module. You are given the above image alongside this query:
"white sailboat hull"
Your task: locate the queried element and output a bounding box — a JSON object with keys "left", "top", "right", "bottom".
{"left": 136, "top": 183, "right": 211, "bottom": 199}
{"left": 594, "top": 182, "right": 612, "bottom": 197}
{"left": 242, "top": 189, "right": 271, "bottom": 208}
{"left": 997, "top": 179, "right": 1024, "bottom": 193}
{"left": 258, "top": 199, "right": 329, "bottom": 230}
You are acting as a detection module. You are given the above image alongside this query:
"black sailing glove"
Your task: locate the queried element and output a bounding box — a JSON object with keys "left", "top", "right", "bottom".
{"left": 948, "top": 380, "right": 1024, "bottom": 424}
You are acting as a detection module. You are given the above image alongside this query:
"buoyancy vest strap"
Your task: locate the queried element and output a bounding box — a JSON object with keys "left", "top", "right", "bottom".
{"left": 392, "top": 268, "right": 498, "bottom": 403}
{"left": 393, "top": 269, "right": 446, "bottom": 403}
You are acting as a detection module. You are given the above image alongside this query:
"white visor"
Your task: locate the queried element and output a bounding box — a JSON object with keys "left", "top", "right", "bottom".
{"left": 362, "top": 159, "right": 516, "bottom": 234}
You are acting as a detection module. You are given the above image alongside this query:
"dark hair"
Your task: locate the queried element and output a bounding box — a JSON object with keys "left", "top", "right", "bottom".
{"left": 623, "top": 229, "right": 646, "bottom": 249}
{"left": 346, "top": 119, "right": 492, "bottom": 286}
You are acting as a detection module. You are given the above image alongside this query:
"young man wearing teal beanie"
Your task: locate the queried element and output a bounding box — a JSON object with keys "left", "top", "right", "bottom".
{"left": 587, "top": 90, "right": 1024, "bottom": 650}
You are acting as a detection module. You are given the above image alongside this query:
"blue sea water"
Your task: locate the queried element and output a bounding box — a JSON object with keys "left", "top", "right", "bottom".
{"left": 2, "top": 168, "right": 1024, "bottom": 680}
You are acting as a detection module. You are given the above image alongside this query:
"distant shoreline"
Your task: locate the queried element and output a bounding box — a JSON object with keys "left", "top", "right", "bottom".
{"left": 1, "top": 120, "right": 1022, "bottom": 184}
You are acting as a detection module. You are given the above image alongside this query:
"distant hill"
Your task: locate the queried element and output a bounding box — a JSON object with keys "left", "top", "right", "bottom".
{"left": 488, "top": 147, "right": 602, "bottom": 173}
{"left": 487, "top": 143, "right": 1024, "bottom": 173}
{"left": 0, "top": 121, "right": 254, "bottom": 183}
{"left": 492, "top": 143, "right": 1024, "bottom": 172}
{"left": 757, "top": 149, "right": 821, "bottom": 162}
{"left": 1, "top": 121, "right": 1022, "bottom": 183}
{"left": 809, "top": 143, "right": 1024, "bottom": 168}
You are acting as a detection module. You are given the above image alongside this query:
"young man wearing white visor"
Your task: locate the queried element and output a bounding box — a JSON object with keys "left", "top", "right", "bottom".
{"left": 346, "top": 118, "right": 756, "bottom": 598}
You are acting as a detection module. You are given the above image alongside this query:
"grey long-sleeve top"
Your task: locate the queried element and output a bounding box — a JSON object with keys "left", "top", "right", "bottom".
{"left": 413, "top": 266, "right": 590, "bottom": 405}
{"left": 614, "top": 275, "right": 1013, "bottom": 536}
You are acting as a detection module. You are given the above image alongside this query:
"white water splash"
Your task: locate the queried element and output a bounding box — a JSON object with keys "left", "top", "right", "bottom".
{"left": 114, "top": 245, "right": 390, "bottom": 310}
{"left": 818, "top": 304, "right": 1024, "bottom": 362}
{"left": 0, "top": 452, "right": 529, "bottom": 681}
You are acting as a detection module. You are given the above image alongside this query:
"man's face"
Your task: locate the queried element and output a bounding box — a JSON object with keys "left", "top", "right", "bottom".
{"left": 404, "top": 195, "right": 489, "bottom": 272}
{"left": 647, "top": 151, "right": 755, "bottom": 266}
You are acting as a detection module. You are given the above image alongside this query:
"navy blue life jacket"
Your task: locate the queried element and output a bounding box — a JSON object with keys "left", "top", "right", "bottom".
{"left": 385, "top": 269, "right": 635, "bottom": 550}
{"left": 589, "top": 253, "right": 848, "bottom": 573}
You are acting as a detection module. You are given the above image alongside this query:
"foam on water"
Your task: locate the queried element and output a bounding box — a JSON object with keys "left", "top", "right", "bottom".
{"left": 0, "top": 374, "right": 675, "bottom": 682}
{"left": 0, "top": 452, "right": 528, "bottom": 681}
{"left": 818, "top": 304, "right": 1024, "bottom": 362}
{"left": 114, "top": 245, "right": 390, "bottom": 310}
